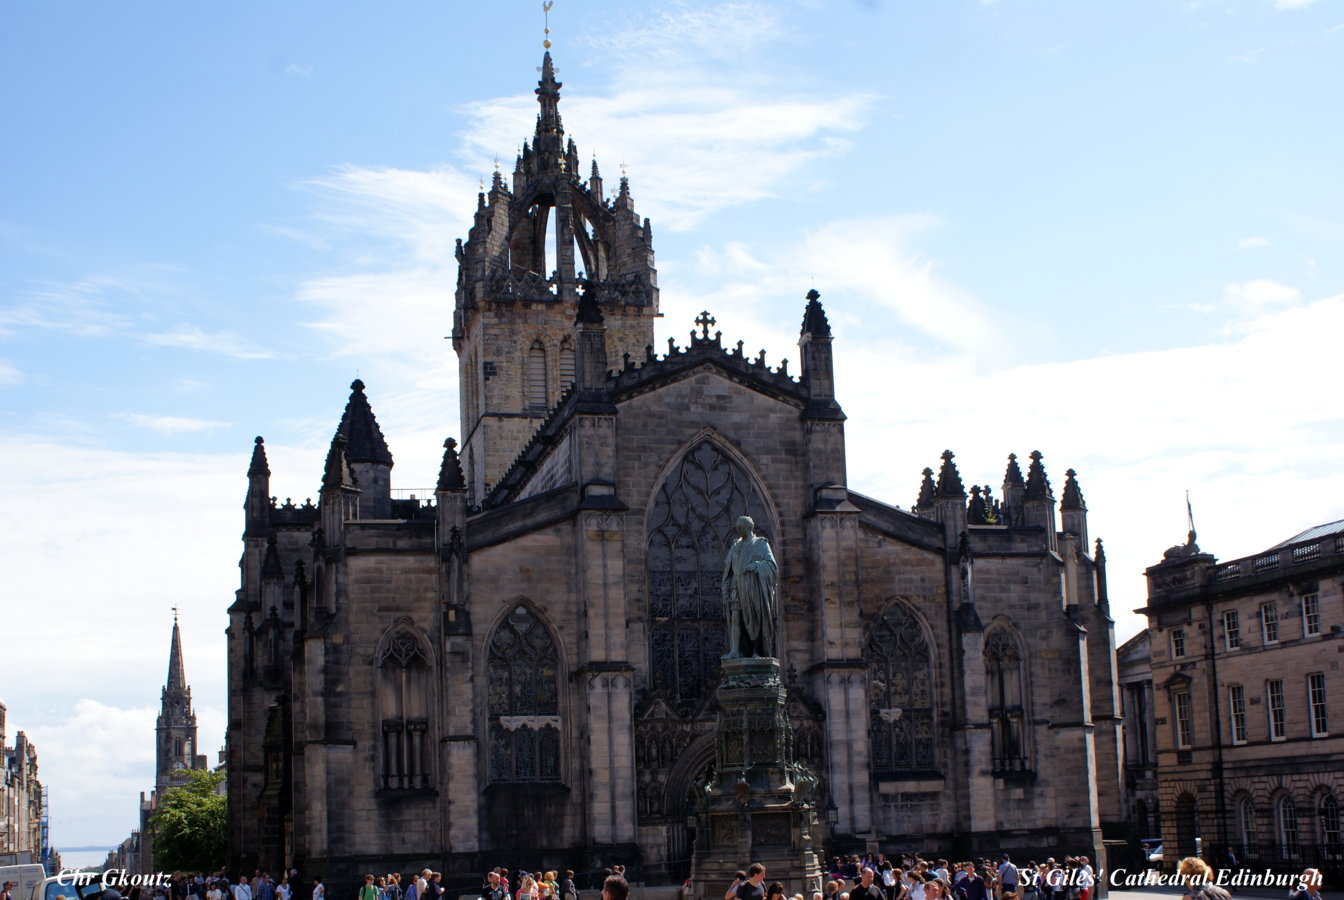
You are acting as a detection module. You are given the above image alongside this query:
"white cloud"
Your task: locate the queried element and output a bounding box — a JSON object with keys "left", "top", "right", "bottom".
{"left": 0, "top": 358, "right": 21, "bottom": 386}
{"left": 1222, "top": 277, "right": 1300, "bottom": 315}
{"left": 1230, "top": 47, "right": 1266, "bottom": 63}
{"left": 1237, "top": 235, "right": 1270, "bottom": 249}
{"left": 1275, "top": 0, "right": 1318, "bottom": 9}
{"left": 141, "top": 324, "right": 275, "bottom": 359}
{"left": 120, "top": 413, "right": 229, "bottom": 434}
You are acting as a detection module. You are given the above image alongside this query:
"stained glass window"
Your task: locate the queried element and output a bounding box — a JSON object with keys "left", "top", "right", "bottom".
{"left": 487, "top": 604, "right": 561, "bottom": 782}
{"left": 647, "top": 440, "right": 771, "bottom": 714}
{"left": 867, "top": 604, "right": 936, "bottom": 773}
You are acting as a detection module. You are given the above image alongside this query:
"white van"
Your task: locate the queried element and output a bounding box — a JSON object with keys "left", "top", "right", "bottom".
{"left": 0, "top": 864, "right": 46, "bottom": 900}
{"left": 28, "top": 872, "right": 104, "bottom": 900}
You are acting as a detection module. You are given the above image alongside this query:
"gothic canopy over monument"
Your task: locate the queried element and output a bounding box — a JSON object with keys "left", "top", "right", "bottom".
{"left": 227, "top": 49, "right": 1123, "bottom": 889}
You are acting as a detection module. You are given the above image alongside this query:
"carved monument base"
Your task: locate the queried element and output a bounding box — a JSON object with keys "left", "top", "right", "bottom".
{"left": 689, "top": 657, "right": 822, "bottom": 898}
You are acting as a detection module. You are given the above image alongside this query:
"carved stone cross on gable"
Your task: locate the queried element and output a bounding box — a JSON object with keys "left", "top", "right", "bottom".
{"left": 695, "top": 310, "right": 716, "bottom": 340}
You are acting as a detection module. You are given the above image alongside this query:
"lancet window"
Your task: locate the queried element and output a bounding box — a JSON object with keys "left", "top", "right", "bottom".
{"left": 377, "top": 627, "right": 432, "bottom": 789}
{"left": 646, "top": 439, "right": 771, "bottom": 714}
{"left": 866, "top": 603, "right": 936, "bottom": 773}
{"left": 487, "top": 604, "right": 561, "bottom": 783}
{"left": 985, "top": 627, "right": 1032, "bottom": 773}
{"left": 527, "top": 340, "right": 548, "bottom": 409}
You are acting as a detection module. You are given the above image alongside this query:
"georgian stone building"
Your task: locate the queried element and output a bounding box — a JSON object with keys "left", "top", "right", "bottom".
{"left": 0, "top": 703, "right": 44, "bottom": 864}
{"left": 1142, "top": 520, "right": 1344, "bottom": 873}
{"left": 227, "top": 51, "right": 1124, "bottom": 888}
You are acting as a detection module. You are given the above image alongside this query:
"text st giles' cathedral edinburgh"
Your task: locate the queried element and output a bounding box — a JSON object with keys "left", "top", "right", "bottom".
{"left": 226, "top": 50, "right": 1123, "bottom": 889}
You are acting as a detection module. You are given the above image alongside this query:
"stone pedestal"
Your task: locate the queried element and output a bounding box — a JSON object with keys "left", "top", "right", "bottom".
{"left": 690, "top": 657, "right": 822, "bottom": 897}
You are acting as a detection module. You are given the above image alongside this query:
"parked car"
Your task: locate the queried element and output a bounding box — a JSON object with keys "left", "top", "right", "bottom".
{"left": 31, "top": 872, "right": 105, "bottom": 900}
{"left": 1139, "top": 839, "right": 1163, "bottom": 863}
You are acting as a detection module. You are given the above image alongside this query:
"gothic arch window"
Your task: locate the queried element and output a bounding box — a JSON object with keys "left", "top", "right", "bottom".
{"left": 646, "top": 439, "right": 772, "bottom": 713}
{"left": 526, "top": 340, "right": 548, "bottom": 409}
{"left": 377, "top": 626, "right": 432, "bottom": 790}
{"left": 487, "top": 604, "right": 561, "bottom": 783}
{"left": 1318, "top": 792, "right": 1342, "bottom": 857}
{"left": 559, "top": 337, "right": 575, "bottom": 390}
{"left": 1277, "top": 794, "right": 1301, "bottom": 858}
{"left": 985, "top": 626, "right": 1031, "bottom": 773}
{"left": 866, "top": 602, "right": 936, "bottom": 774}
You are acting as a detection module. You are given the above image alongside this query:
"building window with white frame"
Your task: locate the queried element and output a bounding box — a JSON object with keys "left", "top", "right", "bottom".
{"left": 1308, "top": 672, "right": 1328, "bottom": 737}
{"left": 1172, "top": 628, "right": 1187, "bottom": 659}
{"left": 1278, "top": 795, "right": 1301, "bottom": 858}
{"left": 1302, "top": 592, "right": 1321, "bottom": 637}
{"left": 1268, "top": 679, "right": 1287, "bottom": 741}
{"left": 1173, "top": 689, "right": 1194, "bottom": 749}
{"left": 1261, "top": 602, "right": 1279, "bottom": 644}
{"left": 1224, "top": 609, "right": 1241, "bottom": 650}
{"left": 1238, "top": 796, "right": 1257, "bottom": 854}
{"left": 1229, "top": 684, "right": 1248, "bottom": 744}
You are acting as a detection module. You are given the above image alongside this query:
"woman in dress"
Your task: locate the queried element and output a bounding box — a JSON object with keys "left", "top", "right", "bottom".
{"left": 517, "top": 875, "right": 538, "bottom": 900}
{"left": 276, "top": 878, "right": 291, "bottom": 900}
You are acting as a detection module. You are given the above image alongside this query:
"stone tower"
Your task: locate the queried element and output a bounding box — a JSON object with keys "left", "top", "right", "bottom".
{"left": 451, "top": 51, "right": 659, "bottom": 504}
{"left": 156, "top": 613, "right": 206, "bottom": 792}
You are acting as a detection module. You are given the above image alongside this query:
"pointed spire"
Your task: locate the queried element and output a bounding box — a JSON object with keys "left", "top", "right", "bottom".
{"left": 1004, "top": 453, "right": 1025, "bottom": 488}
{"left": 321, "top": 432, "right": 358, "bottom": 491}
{"left": 915, "top": 467, "right": 937, "bottom": 509}
{"left": 248, "top": 436, "right": 269, "bottom": 476}
{"left": 1061, "top": 468, "right": 1086, "bottom": 511}
{"left": 1024, "top": 450, "right": 1052, "bottom": 500}
{"left": 800, "top": 288, "right": 831, "bottom": 337}
{"left": 261, "top": 534, "right": 284, "bottom": 581}
{"left": 534, "top": 51, "right": 565, "bottom": 167}
{"left": 968, "top": 485, "right": 989, "bottom": 525}
{"left": 1094, "top": 537, "right": 1106, "bottom": 563}
{"left": 166, "top": 615, "right": 187, "bottom": 693}
{"left": 337, "top": 379, "right": 393, "bottom": 466}
{"left": 437, "top": 438, "right": 466, "bottom": 492}
{"left": 936, "top": 450, "right": 966, "bottom": 498}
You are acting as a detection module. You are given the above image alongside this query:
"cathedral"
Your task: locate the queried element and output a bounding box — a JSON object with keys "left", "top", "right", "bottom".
{"left": 226, "top": 51, "right": 1124, "bottom": 889}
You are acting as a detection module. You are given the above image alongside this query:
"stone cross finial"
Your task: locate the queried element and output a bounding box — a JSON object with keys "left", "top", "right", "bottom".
{"left": 695, "top": 310, "right": 716, "bottom": 340}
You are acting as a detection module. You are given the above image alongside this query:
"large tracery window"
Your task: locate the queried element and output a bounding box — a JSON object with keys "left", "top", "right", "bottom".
{"left": 377, "top": 627, "right": 432, "bottom": 790}
{"left": 985, "top": 628, "right": 1031, "bottom": 773}
{"left": 867, "top": 604, "right": 936, "bottom": 774}
{"left": 647, "top": 439, "right": 771, "bottom": 714}
{"left": 488, "top": 604, "right": 561, "bottom": 783}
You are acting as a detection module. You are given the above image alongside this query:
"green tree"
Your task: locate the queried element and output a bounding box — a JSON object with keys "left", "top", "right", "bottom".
{"left": 151, "top": 769, "right": 227, "bottom": 871}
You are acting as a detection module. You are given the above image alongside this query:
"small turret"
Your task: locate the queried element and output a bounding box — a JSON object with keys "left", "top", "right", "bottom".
{"left": 337, "top": 379, "right": 393, "bottom": 518}
{"left": 1060, "top": 468, "right": 1088, "bottom": 547}
{"left": 914, "top": 467, "right": 937, "bottom": 518}
{"left": 1094, "top": 537, "right": 1110, "bottom": 614}
{"left": 245, "top": 436, "right": 271, "bottom": 537}
{"left": 935, "top": 450, "right": 968, "bottom": 545}
{"left": 1001, "top": 453, "right": 1025, "bottom": 526}
{"left": 799, "top": 289, "right": 843, "bottom": 417}
{"left": 574, "top": 287, "right": 609, "bottom": 398}
{"left": 1023, "top": 450, "right": 1058, "bottom": 551}
{"left": 320, "top": 432, "right": 360, "bottom": 538}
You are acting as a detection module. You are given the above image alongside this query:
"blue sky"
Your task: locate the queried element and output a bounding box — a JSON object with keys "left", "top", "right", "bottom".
{"left": 3, "top": 0, "right": 1342, "bottom": 851}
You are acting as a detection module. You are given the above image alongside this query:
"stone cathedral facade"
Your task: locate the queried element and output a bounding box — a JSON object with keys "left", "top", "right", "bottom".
{"left": 227, "top": 52, "right": 1124, "bottom": 888}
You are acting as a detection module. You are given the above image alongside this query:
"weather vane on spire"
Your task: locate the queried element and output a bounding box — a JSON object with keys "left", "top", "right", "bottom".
{"left": 172, "top": 605, "right": 179, "bottom": 623}
{"left": 543, "top": 1, "right": 554, "bottom": 50}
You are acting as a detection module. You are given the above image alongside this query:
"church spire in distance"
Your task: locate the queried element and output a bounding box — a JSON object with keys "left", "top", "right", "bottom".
{"left": 166, "top": 607, "right": 187, "bottom": 694}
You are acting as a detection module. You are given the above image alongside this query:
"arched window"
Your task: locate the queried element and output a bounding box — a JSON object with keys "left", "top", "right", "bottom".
{"left": 377, "top": 627, "right": 432, "bottom": 789}
{"left": 526, "top": 340, "right": 548, "bottom": 409}
{"left": 1319, "top": 793, "right": 1342, "bottom": 858}
{"left": 985, "top": 627, "right": 1031, "bottom": 773}
{"left": 867, "top": 604, "right": 936, "bottom": 774}
{"left": 1237, "top": 796, "right": 1257, "bottom": 856}
{"left": 487, "top": 604, "right": 560, "bottom": 783}
{"left": 559, "top": 337, "right": 575, "bottom": 389}
{"left": 1277, "top": 795, "right": 1301, "bottom": 858}
{"left": 647, "top": 439, "right": 771, "bottom": 713}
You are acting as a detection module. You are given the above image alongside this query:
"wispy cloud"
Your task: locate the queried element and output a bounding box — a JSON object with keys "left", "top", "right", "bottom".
{"left": 1230, "top": 47, "right": 1266, "bottom": 63}
{"left": 141, "top": 324, "right": 274, "bottom": 359}
{"left": 1222, "top": 277, "right": 1300, "bottom": 315}
{"left": 1237, "top": 235, "right": 1270, "bottom": 249}
{"left": 0, "top": 359, "right": 21, "bottom": 386}
{"left": 120, "top": 413, "right": 229, "bottom": 434}
{"left": 1275, "top": 0, "right": 1318, "bottom": 10}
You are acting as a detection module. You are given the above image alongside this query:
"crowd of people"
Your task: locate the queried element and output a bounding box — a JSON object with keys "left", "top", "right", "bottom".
{"left": 721, "top": 853, "right": 1099, "bottom": 900}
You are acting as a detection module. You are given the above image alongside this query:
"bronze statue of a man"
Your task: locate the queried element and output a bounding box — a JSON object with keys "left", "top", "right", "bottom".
{"left": 721, "top": 515, "right": 778, "bottom": 658}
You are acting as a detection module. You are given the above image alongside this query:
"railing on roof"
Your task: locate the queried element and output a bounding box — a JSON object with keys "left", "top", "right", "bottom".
{"left": 1211, "top": 533, "right": 1343, "bottom": 585}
